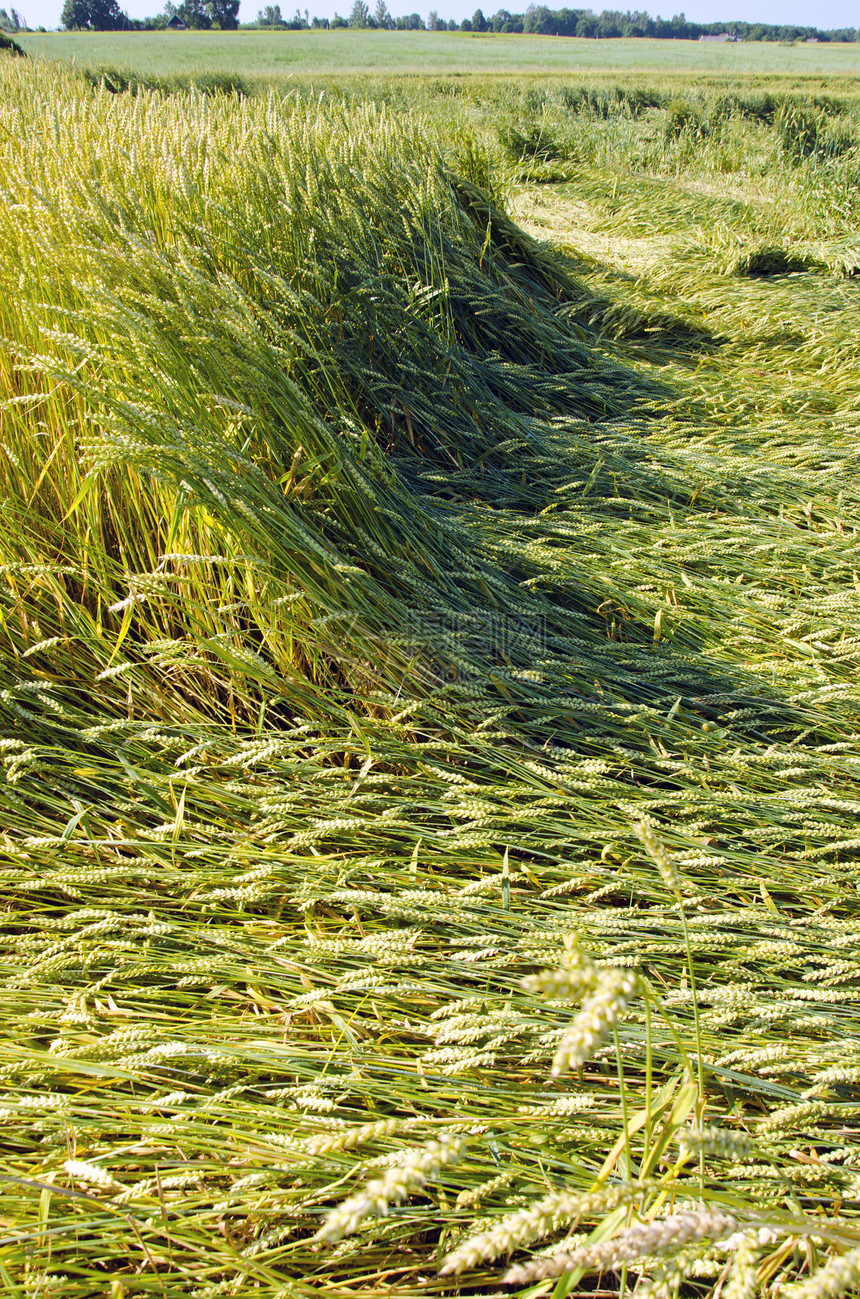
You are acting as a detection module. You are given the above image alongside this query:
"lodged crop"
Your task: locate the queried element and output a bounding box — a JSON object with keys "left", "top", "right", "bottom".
{"left": 1, "top": 57, "right": 860, "bottom": 1299}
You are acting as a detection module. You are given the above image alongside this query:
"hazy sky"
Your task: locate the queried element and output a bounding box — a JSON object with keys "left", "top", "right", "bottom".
{"left": 12, "top": 0, "right": 858, "bottom": 37}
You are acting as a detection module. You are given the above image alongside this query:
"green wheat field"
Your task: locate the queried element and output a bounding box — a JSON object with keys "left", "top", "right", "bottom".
{"left": 2, "top": 36, "right": 860, "bottom": 1299}
{"left": 17, "top": 28, "right": 860, "bottom": 78}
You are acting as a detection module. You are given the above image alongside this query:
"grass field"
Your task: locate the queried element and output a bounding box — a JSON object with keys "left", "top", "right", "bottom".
{"left": 2, "top": 43, "right": 860, "bottom": 1299}
{"left": 19, "top": 28, "right": 860, "bottom": 80}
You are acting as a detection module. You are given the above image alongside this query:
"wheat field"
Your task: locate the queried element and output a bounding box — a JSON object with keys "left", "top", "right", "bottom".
{"left": 1, "top": 52, "right": 860, "bottom": 1299}
{"left": 17, "top": 29, "right": 860, "bottom": 80}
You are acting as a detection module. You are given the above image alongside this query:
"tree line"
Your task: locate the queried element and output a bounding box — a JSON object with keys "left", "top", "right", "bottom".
{"left": 60, "top": 0, "right": 239, "bottom": 27}
{"left": 0, "top": 6, "right": 27, "bottom": 29}
{"left": 56, "top": 0, "right": 859, "bottom": 42}
{"left": 330, "top": 3, "right": 857, "bottom": 39}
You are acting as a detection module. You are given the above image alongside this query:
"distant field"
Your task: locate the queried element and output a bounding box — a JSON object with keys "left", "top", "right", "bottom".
{"left": 18, "top": 29, "right": 860, "bottom": 80}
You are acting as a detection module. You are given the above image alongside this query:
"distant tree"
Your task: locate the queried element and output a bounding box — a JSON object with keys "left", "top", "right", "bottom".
{"left": 471, "top": 6, "right": 486, "bottom": 28}
{"left": 256, "top": 2, "right": 283, "bottom": 22}
{"left": 488, "top": 7, "right": 522, "bottom": 29}
{"left": 349, "top": 0, "right": 370, "bottom": 23}
{"left": 522, "top": 4, "right": 553, "bottom": 32}
{"left": 594, "top": 8, "right": 621, "bottom": 35}
{"left": 459, "top": 15, "right": 471, "bottom": 27}
{"left": 427, "top": 8, "right": 445, "bottom": 27}
{"left": 551, "top": 7, "right": 578, "bottom": 35}
{"left": 447, "top": 16, "right": 456, "bottom": 26}
{"left": 61, "top": 0, "right": 125, "bottom": 28}
{"left": 172, "top": 0, "right": 210, "bottom": 26}
{"left": 209, "top": 0, "right": 239, "bottom": 25}
{"left": 331, "top": 11, "right": 347, "bottom": 23}
{"left": 374, "top": 0, "right": 394, "bottom": 26}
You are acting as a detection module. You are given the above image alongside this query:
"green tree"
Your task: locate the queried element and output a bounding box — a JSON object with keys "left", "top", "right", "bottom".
{"left": 373, "top": 0, "right": 393, "bottom": 26}
{"left": 349, "top": 0, "right": 370, "bottom": 24}
{"left": 208, "top": 0, "right": 239, "bottom": 25}
{"left": 522, "top": 3, "right": 553, "bottom": 33}
{"left": 175, "top": 0, "right": 210, "bottom": 26}
{"left": 471, "top": 6, "right": 486, "bottom": 28}
{"left": 61, "top": 0, "right": 125, "bottom": 28}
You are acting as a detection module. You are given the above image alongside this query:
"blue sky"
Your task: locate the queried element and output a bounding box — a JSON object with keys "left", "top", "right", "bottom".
{"left": 12, "top": 0, "right": 858, "bottom": 36}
